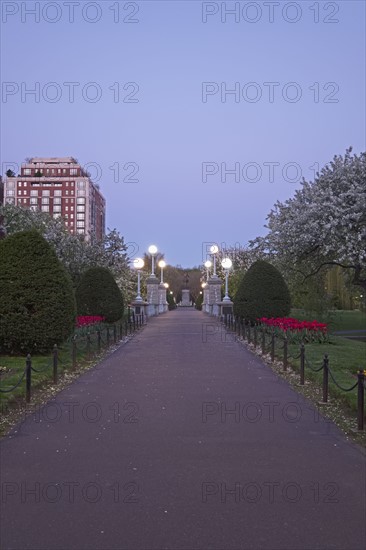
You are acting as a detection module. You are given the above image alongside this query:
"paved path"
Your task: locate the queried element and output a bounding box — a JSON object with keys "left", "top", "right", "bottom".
{"left": 1, "top": 310, "right": 365, "bottom": 550}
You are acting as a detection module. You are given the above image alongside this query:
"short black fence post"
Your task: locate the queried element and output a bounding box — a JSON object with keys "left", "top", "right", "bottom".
{"left": 97, "top": 330, "right": 101, "bottom": 353}
{"left": 133, "top": 314, "right": 136, "bottom": 332}
{"left": 86, "top": 333, "right": 91, "bottom": 360}
{"left": 357, "top": 370, "right": 365, "bottom": 431}
{"left": 254, "top": 325, "right": 257, "bottom": 348}
{"left": 114, "top": 324, "right": 117, "bottom": 344}
{"left": 300, "top": 343, "right": 305, "bottom": 385}
{"left": 270, "top": 331, "right": 275, "bottom": 362}
{"left": 53, "top": 344, "right": 58, "bottom": 384}
{"left": 119, "top": 323, "right": 123, "bottom": 339}
{"left": 142, "top": 311, "right": 145, "bottom": 325}
{"left": 26, "top": 354, "right": 32, "bottom": 403}
{"left": 261, "top": 327, "right": 265, "bottom": 354}
{"left": 322, "top": 354, "right": 329, "bottom": 403}
{"left": 72, "top": 337, "right": 77, "bottom": 370}
{"left": 283, "top": 337, "right": 288, "bottom": 371}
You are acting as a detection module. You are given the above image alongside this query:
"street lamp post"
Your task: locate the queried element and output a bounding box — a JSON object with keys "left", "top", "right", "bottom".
{"left": 210, "top": 245, "right": 219, "bottom": 277}
{"left": 158, "top": 260, "right": 166, "bottom": 284}
{"left": 221, "top": 257, "right": 233, "bottom": 302}
{"left": 133, "top": 257, "right": 144, "bottom": 302}
{"left": 148, "top": 244, "right": 158, "bottom": 276}
{"left": 204, "top": 260, "right": 212, "bottom": 281}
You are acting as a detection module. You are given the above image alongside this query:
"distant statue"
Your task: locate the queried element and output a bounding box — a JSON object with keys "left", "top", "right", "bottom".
{"left": 183, "top": 272, "right": 190, "bottom": 289}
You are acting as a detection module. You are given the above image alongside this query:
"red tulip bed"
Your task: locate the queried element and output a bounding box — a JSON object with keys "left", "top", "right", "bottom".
{"left": 75, "top": 315, "right": 106, "bottom": 335}
{"left": 258, "top": 317, "right": 328, "bottom": 343}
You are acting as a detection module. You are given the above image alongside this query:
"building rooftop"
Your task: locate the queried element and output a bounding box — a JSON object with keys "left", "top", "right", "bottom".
{"left": 27, "top": 157, "right": 78, "bottom": 164}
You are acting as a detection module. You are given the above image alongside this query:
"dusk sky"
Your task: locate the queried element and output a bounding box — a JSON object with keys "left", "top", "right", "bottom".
{"left": 1, "top": 0, "right": 365, "bottom": 267}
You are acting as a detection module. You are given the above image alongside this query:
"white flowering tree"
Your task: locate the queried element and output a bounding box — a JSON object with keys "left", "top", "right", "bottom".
{"left": 251, "top": 148, "right": 366, "bottom": 290}
{"left": 0, "top": 204, "right": 131, "bottom": 294}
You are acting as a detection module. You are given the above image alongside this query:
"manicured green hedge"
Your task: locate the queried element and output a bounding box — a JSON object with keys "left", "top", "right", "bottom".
{"left": 0, "top": 230, "right": 76, "bottom": 353}
{"left": 234, "top": 260, "right": 291, "bottom": 322}
{"left": 75, "top": 266, "right": 124, "bottom": 323}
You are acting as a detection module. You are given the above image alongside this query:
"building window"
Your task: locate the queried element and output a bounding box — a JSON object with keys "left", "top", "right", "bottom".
{"left": 30, "top": 190, "right": 38, "bottom": 196}
{"left": 24, "top": 168, "right": 31, "bottom": 175}
{"left": 66, "top": 191, "right": 69, "bottom": 195}
{"left": 30, "top": 197, "right": 38, "bottom": 205}
{"left": 70, "top": 214, "right": 74, "bottom": 219}
{"left": 53, "top": 205, "right": 61, "bottom": 212}
{"left": 23, "top": 190, "right": 27, "bottom": 195}
{"left": 77, "top": 197, "right": 85, "bottom": 204}
{"left": 7, "top": 181, "right": 15, "bottom": 188}
{"left": 6, "top": 197, "right": 15, "bottom": 204}
{"left": 23, "top": 182, "right": 27, "bottom": 186}
{"left": 77, "top": 189, "right": 85, "bottom": 196}
{"left": 41, "top": 205, "right": 49, "bottom": 212}
{"left": 42, "top": 190, "right": 50, "bottom": 196}
{"left": 53, "top": 197, "right": 61, "bottom": 205}
{"left": 63, "top": 169, "right": 66, "bottom": 174}
{"left": 53, "top": 213, "right": 61, "bottom": 218}
{"left": 77, "top": 213, "right": 85, "bottom": 220}
{"left": 6, "top": 190, "right": 15, "bottom": 196}
{"left": 77, "top": 180, "right": 85, "bottom": 189}
{"left": 70, "top": 168, "right": 78, "bottom": 175}
{"left": 54, "top": 190, "right": 62, "bottom": 196}
{"left": 76, "top": 205, "right": 85, "bottom": 212}
{"left": 18, "top": 190, "right": 22, "bottom": 195}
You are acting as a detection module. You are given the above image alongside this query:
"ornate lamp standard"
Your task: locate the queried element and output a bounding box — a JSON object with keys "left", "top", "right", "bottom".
{"left": 131, "top": 257, "right": 148, "bottom": 322}
{"left": 204, "top": 260, "right": 212, "bottom": 281}
{"left": 133, "top": 257, "right": 144, "bottom": 302}
{"left": 158, "top": 259, "right": 168, "bottom": 313}
{"left": 148, "top": 244, "right": 158, "bottom": 276}
{"left": 158, "top": 260, "right": 166, "bottom": 284}
{"left": 147, "top": 244, "right": 159, "bottom": 316}
{"left": 210, "top": 245, "right": 219, "bottom": 277}
{"left": 221, "top": 257, "right": 233, "bottom": 302}
{"left": 218, "top": 257, "right": 234, "bottom": 318}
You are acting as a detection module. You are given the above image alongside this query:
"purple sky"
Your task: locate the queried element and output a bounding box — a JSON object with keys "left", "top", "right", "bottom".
{"left": 1, "top": 1, "right": 365, "bottom": 267}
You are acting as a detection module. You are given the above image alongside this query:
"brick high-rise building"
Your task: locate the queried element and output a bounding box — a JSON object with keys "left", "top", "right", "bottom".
{"left": 3, "top": 157, "right": 106, "bottom": 240}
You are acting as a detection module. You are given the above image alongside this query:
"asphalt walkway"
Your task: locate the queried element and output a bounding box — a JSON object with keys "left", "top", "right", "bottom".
{"left": 1, "top": 309, "right": 365, "bottom": 550}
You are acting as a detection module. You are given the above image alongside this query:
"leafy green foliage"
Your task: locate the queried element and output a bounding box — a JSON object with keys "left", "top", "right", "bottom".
{"left": 75, "top": 267, "right": 124, "bottom": 323}
{"left": 234, "top": 260, "right": 291, "bottom": 322}
{"left": 0, "top": 230, "right": 76, "bottom": 353}
{"left": 195, "top": 293, "right": 203, "bottom": 310}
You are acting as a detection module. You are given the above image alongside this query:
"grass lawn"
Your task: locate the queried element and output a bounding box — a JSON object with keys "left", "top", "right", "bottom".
{"left": 273, "top": 333, "right": 366, "bottom": 411}
{"left": 291, "top": 308, "right": 366, "bottom": 333}
{"left": 0, "top": 325, "right": 126, "bottom": 413}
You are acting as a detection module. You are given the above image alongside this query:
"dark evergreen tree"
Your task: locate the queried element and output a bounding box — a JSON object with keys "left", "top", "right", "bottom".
{"left": 234, "top": 260, "right": 291, "bottom": 322}
{"left": 76, "top": 267, "right": 124, "bottom": 323}
{"left": 0, "top": 230, "right": 76, "bottom": 353}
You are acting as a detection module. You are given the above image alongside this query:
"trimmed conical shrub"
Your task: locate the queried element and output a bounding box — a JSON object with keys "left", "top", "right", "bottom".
{"left": 0, "top": 230, "right": 76, "bottom": 353}
{"left": 234, "top": 260, "right": 291, "bottom": 322}
{"left": 75, "top": 267, "right": 124, "bottom": 323}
